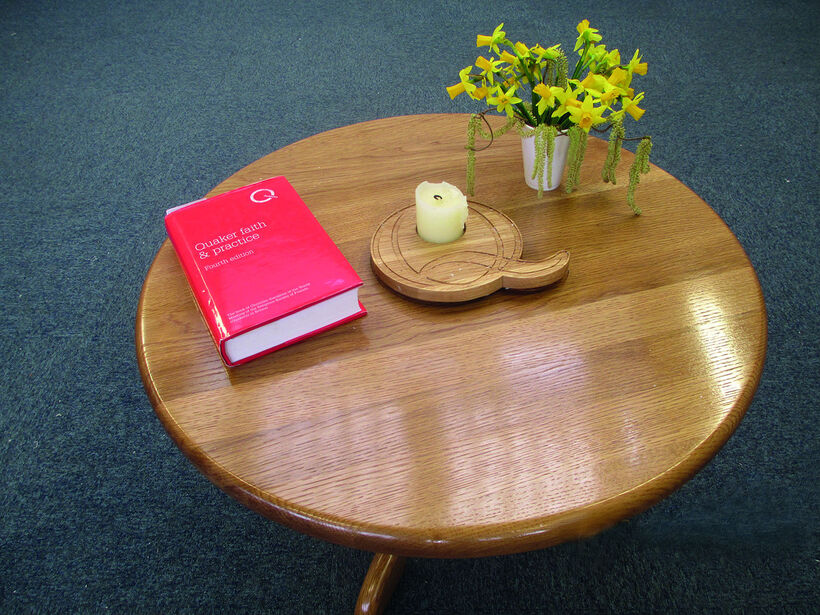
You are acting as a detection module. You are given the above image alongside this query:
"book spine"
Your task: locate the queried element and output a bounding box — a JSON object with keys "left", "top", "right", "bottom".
{"left": 164, "top": 217, "right": 226, "bottom": 354}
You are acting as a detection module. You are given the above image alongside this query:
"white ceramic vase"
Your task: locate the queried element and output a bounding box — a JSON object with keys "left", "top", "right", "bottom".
{"left": 520, "top": 126, "right": 570, "bottom": 191}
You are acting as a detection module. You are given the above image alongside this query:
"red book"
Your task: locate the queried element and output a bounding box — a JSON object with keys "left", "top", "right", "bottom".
{"left": 165, "top": 176, "right": 366, "bottom": 366}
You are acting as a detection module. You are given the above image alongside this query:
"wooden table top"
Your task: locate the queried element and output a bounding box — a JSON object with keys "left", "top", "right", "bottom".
{"left": 136, "top": 114, "right": 767, "bottom": 558}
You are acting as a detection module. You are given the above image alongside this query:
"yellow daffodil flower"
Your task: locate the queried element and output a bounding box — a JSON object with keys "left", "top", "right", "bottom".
{"left": 567, "top": 96, "right": 607, "bottom": 132}
{"left": 599, "top": 88, "right": 622, "bottom": 105}
{"left": 532, "top": 83, "right": 552, "bottom": 98}
{"left": 627, "top": 105, "right": 645, "bottom": 120}
{"left": 475, "top": 55, "right": 502, "bottom": 84}
{"left": 575, "top": 19, "right": 602, "bottom": 51}
{"left": 621, "top": 92, "right": 646, "bottom": 120}
{"left": 627, "top": 49, "right": 648, "bottom": 75}
{"left": 576, "top": 19, "right": 592, "bottom": 35}
{"left": 587, "top": 43, "right": 609, "bottom": 64}
{"left": 500, "top": 50, "right": 518, "bottom": 65}
{"left": 607, "top": 67, "right": 629, "bottom": 87}
{"left": 514, "top": 41, "right": 531, "bottom": 57}
{"left": 475, "top": 55, "right": 494, "bottom": 72}
{"left": 476, "top": 23, "right": 507, "bottom": 54}
{"left": 580, "top": 73, "right": 608, "bottom": 93}
{"left": 506, "top": 74, "right": 521, "bottom": 87}
{"left": 476, "top": 33, "right": 492, "bottom": 47}
{"left": 532, "top": 43, "right": 561, "bottom": 61}
{"left": 446, "top": 66, "right": 478, "bottom": 99}
{"left": 606, "top": 49, "right": 621, "bottom": 66}
{"left": 587, "top": 47, "right": 620, "bottom": 74}
{"left": 446, "top": 82, "right": 467, "bottom": 99}
{"left": 487, "top": 84, "right": 522, "bottom": 118}
{"left": 579, "top": 73, "right": 626, "bottom": 106}
{"left": 533, "top": 83, "right": 556, "bottom": 115}
{"left": 551, "top": 85, "right": 583, "bottom": 119}
{"left": 550, "top": 85, "right": 567, "bottom": 98}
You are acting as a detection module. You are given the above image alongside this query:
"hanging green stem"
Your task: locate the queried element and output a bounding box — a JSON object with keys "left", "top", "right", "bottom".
{"left": 465, "top": 112, "right": 518, "bottom": 195}
{"left": 555, "top": 51, "right": 568, "bottom": 88}
{"left": 564, "top": 126, "right": 587, "bottom": 193}
{"left": 545, "top": 58, "right": 555, "bottom": 88}
{"left": 466, "top": 114, "right": 480, "bottom": 195}
{"left": 531, "top": 125, "right": 546, "bottom": 196}
{"left": 545, "top": 125, "right": 556, "bottom": 193}
{"left": 626, "top": 136, "right": 653, "bottom": 215}
{"left": 602, "top": 118, "right": 624, "bottom": 184}
{"left": 530, "top": 124, "right": 557, "bottom": 197}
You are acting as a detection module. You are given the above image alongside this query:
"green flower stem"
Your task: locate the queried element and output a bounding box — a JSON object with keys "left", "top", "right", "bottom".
{"left": 515, "top": 102, "right": 537, "bottom": 126}
{"left": 510, "top": 42, "right": 555, "bottom": 127}
{"left": 571, "top": 41, "right": 590, "bottom": 79}
{"left": 507, "top": 42, "right": 538, "bottom": 91}
{"left": 532, "top": 92, "right": 545, "bottom": 124}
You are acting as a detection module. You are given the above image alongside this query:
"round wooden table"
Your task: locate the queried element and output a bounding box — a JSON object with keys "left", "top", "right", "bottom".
{"left": 136, "top": 114, "right": 767, "bottom": 614}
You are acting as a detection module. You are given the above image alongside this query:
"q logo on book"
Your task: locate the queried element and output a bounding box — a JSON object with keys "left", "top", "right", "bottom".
{"left": 250, "top": 188, "right": 277, "bottom": 203}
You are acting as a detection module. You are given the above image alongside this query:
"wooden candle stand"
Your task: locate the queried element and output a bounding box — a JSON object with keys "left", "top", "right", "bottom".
{"left": 370, "top": 201, "right": 570, "bottom": 303}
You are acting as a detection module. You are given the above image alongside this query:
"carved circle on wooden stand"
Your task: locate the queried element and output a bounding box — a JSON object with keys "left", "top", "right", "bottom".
{"left": 370, "top": 201, "right": 570, "bottom": 303}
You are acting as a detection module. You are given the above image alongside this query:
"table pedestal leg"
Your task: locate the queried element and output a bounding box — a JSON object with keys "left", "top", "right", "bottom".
{"left": 354, "top": 553, "right": 406, "bottom": 614}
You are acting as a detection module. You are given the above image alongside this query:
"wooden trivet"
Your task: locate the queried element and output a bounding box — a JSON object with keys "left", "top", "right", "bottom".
{"left": 370, "top": 201, "right": 569, "bottom": 303}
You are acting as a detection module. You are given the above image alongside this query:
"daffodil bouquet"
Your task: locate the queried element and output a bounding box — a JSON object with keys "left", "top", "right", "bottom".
{"left": 448, "top": 21, "right": 653, "bottom": 213}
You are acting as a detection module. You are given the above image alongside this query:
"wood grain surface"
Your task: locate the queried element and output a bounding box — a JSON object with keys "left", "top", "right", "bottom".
{"left": 136, "top": 114, "right": 767, "bottom": 558}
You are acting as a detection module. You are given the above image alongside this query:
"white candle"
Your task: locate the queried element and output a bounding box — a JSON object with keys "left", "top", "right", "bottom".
{"left": 415, "top": 181, "right": 469, "bottom": 243}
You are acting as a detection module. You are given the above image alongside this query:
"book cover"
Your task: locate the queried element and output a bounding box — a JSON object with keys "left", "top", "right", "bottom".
{"left": 164, "top": 176, "right": 366, "bottom": 366}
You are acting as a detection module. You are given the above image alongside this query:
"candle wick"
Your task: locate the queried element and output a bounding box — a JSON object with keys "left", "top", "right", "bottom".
{"left": 433, "top": 194, "right": 443, "bottom": 200}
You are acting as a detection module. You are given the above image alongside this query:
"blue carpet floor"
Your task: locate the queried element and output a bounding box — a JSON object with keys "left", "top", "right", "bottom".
{"left": 1, "top": 1, "right": 818, "bottom": 613}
